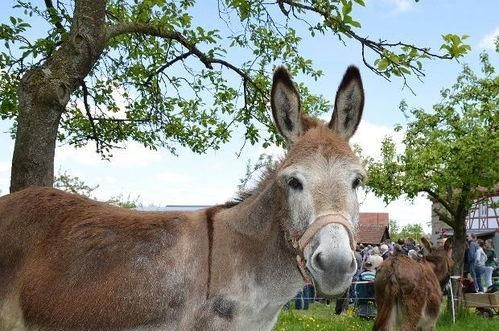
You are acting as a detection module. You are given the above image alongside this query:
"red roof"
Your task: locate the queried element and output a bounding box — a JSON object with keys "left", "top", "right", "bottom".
{"left": 355, "top": 224, "right": 389, "bottom": 245}
{"left": 355, "top": 213, "right": 390, "bottom": 244}
{"left": 359, "top": 212, "right": 389, "bottom": 226}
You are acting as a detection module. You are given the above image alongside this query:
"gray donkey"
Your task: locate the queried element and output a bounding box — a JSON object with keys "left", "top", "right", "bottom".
{"left": 0, "top": 65, "right": 365, "bottom": 331}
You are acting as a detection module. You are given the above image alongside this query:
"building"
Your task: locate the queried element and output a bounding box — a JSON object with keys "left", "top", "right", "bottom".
{"left": 431, "top": 185, "right": 499, "bottom": 248}
{"left": 355, "top": 213, "right": 390, "bottom": 245}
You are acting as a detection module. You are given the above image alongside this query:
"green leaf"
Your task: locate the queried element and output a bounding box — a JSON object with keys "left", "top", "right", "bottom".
{"left": 378, "top": 58, "right": 389, "bottom": 71}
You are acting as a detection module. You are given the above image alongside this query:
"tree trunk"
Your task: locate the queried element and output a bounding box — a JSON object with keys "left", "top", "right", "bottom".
{"left": 10, "top": 71, "right": 65, "bottom": 192}
{"left": 449, "top": 215, "right": 467, "bottom": 313}
{"left": 9, "top": 0, "right": 107, "bottom": 192}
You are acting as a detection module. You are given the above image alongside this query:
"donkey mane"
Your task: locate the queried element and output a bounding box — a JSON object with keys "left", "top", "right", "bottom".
{"left": 230, "top": 163, "right": 280, "bottom": 206}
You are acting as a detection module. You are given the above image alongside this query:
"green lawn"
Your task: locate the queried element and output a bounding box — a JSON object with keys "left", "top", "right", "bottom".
{"left": 273, "top": 303, "right": 498, "bottom": 331}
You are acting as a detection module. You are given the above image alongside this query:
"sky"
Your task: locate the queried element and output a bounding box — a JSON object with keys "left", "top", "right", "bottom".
{"left": 0, "top": 0, "right": 498, "bottom": 231}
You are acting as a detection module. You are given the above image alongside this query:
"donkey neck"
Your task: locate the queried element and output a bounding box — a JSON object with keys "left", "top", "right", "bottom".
{"left": 424, "top": 255, "right": 451, "bottom": 289}
{"left": 219, "top": 182, "right": 283, "bottom": 238}
{"left": 207, "top": 183, "right": 303, "bottom": 328}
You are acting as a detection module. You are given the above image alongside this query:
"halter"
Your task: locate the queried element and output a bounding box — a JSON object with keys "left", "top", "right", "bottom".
{"left": 290, "top": 212, "right": 356, "bottom": 281}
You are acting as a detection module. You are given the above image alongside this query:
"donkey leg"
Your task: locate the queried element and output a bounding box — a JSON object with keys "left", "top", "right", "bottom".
{"left": 420, "top": 300, "right": 440, "bottom": 331}
{"left": 400, "top": 320, "right": 419, "bottom": 331}
{"left": 400, "top": 306, "right": 422, "bottom": 331}
{"left": 372, "top": 302, "right": 394, "bottom": 331}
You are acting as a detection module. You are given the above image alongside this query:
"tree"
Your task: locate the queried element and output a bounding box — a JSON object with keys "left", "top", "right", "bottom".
{"left": 54, "top": 170, "right": 99, "bottom": 197}
{"left": 389, "top": 219, "right": 424, "bottom": 242}
{"left": 1, "top": 0, "right": 470, "bottom": 192}
{"left": 366, "top": 52, "right": 499, "bottom": 305}
{"left": 238, "top": 153, "right": 278, "bottom": 192}
{"left": 54, "top": 170, "right": 141, "bottom": 208}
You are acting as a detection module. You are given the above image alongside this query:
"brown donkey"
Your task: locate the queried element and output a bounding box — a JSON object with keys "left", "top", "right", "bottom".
{"left": 0, "top": 66, "right": 366, "bottom": 331}
{"left": 373, "top": 237, "right": 454, "bottom": 331}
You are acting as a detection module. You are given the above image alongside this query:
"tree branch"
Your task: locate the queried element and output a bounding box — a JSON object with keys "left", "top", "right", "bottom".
{"left": 433, "top": 207, "right": 454, "bottom": 228}
{"left": 423, "top": 189, "right": 455, "bottom": 217}
{"left": 279, "top": 0, "right": 452, "bottom": 88}
{"left": 106, "top": 23, "right": 268, "bottom": 100}
{"left": 455, "top": 182, "right": 472, "bottom": 220}
{"left": 144, "top": 50, "right": 194, "bottom": 86}
{"left": 280, "top": 0, "right": 449, "bottom": 59}
{"left": 80, "top": 79, "right": 101, "bottom": 153}
{"left": 106, "top": 23, "right": 214, "bottom": 69}
{"left": 44, "top": 0, "right": 66, "bottom": 32}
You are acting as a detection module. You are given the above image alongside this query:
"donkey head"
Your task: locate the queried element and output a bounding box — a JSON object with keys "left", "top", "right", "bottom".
{"left": 271, "top": 66, "right": 365, "bottom": 296}
{"left": 421, "top": 237, "right": 454, "bottom": 289}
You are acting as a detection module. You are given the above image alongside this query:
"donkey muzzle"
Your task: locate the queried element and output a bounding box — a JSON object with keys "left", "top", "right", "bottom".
{"left": 301, "top": 212, "right": 357, "bottom": 296}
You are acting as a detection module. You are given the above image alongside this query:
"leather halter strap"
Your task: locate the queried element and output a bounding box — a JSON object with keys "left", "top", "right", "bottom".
{"left": 296, "top": 212, "right": 356, "bottom": 252}
{"left": 292, "top": 212, "right": 356, "bottom": 282}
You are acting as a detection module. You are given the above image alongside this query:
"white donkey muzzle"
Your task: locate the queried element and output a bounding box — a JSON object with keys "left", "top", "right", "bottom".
{"left": 297, "top": 212, "right": 356, "bottom": 252}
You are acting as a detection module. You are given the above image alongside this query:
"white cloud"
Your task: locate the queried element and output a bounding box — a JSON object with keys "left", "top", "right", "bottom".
{"left": 157, "top": 171, "right": 193, "bottom": 185}
{"left": 55, "top": 142, "right": 162, "bottom": 168}
{"left": 350, "top": 121, "right": 431, "bottom": 230}
{"left": 479, "top": 27, "right": 499, "bottom": 50}
{"left": 382, "top": 0, "right": 415, "bottom": 14}
{"left": 351, "top": 120, "right": 404, "bottom": 160}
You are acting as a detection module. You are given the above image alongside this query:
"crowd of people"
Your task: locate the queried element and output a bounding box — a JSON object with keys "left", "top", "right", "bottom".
{"left": 465, "top": 234, "right": 497, "bottom": 293}
{"left": 334, "top": 237, "right": 426, "bottom": 316}
{"left": 289, "top": 235, "right": 498, "bottom": 312}
{"left": 356, "top": 237, "right": 425, "bottom": 273}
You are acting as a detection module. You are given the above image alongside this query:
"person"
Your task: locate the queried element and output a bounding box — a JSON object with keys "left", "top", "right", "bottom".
{"left": 394, "top": 238, "right": 405, "bottom": 255}
{"left": 294, "top": 261, "right": 314, "bottom": 310}
{"left": 408, "top": 249, "right": 420, "bottom": 260}
{"left": 363, "top": 254, "right": 383, "bottom": 274}
{"left": 354, "top": 255, "right": 382, "bottom": 319}
{"left": 360, "top": 245, "right": 373, "bottom": 269}
{"left": 380, "top": 244, "right": 391, "bottom": 260}
{"left": 402, "top": 238, "right": 417, "bottom": 255}
{"left": 483, "top": 239, "right": 496, "bottom": 291}
{"left": 466, "top": 233, "right": 480, "bottom": 292}
{"left": 475, "top": 239, "right": 488, "bottom": 292}
{"left": 484, "top": 239, "right": 497, "bottom": 278}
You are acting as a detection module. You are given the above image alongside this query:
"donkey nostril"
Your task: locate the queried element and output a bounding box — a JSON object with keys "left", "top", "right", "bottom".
{"left": 314, "top": 252, "right": 325, "bottom": 271}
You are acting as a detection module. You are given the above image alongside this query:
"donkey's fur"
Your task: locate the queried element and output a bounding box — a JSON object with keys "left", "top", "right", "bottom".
{"left": 373, "top": 238, "right": 454, "bottom": 331}
{"left": 0, "top": 66, "right": 366, "bottom": 331}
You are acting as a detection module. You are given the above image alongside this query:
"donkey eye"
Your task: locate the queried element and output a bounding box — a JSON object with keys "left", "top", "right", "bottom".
{"left": 352, "top": 176, "right": 363, "bottom": 189}
{"left": 287, "top": 177, "right": 303, "bottom": 191}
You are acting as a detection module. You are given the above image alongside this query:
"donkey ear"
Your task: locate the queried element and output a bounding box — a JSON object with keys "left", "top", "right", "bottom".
{"left": 271, "top": 66, "right": 302, "bottom": 145}
{"left": 329, "top": 66, "right": 364, "bottom": 141}
{"left": 443, "top": 237, "right": 453, "bottom": 251}
{"left": 420, "top": 237, "right": 433, "bottom": 253}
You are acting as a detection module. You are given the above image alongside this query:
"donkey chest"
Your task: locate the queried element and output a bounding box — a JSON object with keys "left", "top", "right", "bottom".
{"left": 197, "top": 295, "right": 283, "bottom": 331}
{"left": 200, "top": 276, "right": 301, "bottom": 331}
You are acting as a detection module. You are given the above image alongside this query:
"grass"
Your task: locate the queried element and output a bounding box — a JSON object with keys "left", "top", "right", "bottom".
{"left": 273, "top": 303, "right": 498, "bottom": 331}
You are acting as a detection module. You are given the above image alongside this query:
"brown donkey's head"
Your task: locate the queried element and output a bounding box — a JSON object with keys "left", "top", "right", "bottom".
{"left": 271, "top": 66, "right": 365, "bottom": 296}
{"left": 421, "top": 237, "right": 454, "bottom": 289}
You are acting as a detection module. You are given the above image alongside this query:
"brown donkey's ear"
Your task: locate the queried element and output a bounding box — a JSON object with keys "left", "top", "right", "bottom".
{"left": 271, "top": 66, "right": 303, "bottom": 145}
{"left": 329, "top": 66, "right": 364, "bottom": 141}
{"left": 420, "top": 237, "right": 433, "bottom": 254}
{"left": 443, "top": 237, "right": 453, "bottom": 251}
